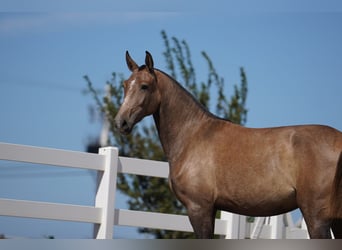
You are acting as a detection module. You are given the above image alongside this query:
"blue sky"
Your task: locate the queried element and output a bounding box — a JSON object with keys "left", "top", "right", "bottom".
{"left": 1, "top": 2, "right": 342, "bottom": 239}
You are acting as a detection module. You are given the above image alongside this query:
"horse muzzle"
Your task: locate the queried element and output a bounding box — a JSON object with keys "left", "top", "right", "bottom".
{"left": 114, "top": 116, "right": 133, "bottom": 135}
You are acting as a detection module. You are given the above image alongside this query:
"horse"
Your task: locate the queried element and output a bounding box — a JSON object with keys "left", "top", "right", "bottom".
{"left": 114, "top": 51, "right": 342, "bottom": 239}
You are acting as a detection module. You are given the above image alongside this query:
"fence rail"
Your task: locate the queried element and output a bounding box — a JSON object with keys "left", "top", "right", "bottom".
{"left": 0, "top": 142, "right": 309, "bottom": 239}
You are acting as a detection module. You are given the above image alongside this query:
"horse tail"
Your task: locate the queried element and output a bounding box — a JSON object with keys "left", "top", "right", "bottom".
{"left": 331, "top": 152, "right": 342, "bottom": 219}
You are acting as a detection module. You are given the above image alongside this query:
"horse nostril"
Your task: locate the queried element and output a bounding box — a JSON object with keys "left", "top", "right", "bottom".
{"left": 121, "top": 120, "right": 128, "bottom": 130}
{"left": 116, "top": 119, "right": 131, "bottom": 134}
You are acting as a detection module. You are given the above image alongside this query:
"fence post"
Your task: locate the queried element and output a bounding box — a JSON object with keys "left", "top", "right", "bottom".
{"left": 94, "top": 147, "right": 118, "bottom": 239}
{"left": 221, "top": 212, "right": 245, "bottom": 239}
{"left": 270, "top": 215, "right": 283, "bottom": 239}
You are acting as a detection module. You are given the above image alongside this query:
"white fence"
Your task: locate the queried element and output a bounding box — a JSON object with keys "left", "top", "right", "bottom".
{"left": 0, "top": 142, "right": 309, "bottom": 239}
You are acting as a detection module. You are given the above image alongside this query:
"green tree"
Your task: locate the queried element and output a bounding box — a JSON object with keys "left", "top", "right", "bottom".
{"left": 85, "top": 30, "right": 248, "bottom": 238}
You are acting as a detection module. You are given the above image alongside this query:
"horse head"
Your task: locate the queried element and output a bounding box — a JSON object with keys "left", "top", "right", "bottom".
{"left": 114, "top": 51, "right": 161, "bottom": 134}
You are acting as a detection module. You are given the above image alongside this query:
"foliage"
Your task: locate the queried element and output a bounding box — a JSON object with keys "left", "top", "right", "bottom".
{"left": 85, "top": 30, "right": 248, "bottom": 238}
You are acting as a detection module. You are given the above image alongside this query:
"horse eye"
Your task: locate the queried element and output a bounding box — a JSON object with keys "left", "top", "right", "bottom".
{"left": 141, "top": 84, "right": 149, "bottom": 90}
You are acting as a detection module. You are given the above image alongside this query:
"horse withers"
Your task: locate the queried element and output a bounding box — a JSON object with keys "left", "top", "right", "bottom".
{"left": 114, "top": 51, "right": 342, "bottom": 239}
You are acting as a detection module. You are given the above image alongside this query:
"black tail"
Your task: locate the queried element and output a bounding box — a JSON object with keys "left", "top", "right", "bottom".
{"left": 331, "top": 152, "right": 342, "bottom": 219}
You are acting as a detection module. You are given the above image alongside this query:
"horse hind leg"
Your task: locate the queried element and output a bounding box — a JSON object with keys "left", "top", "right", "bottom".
{"left": 304, "top": 217, "right": 332, "bottom": 239}
{"left": 297, "top": 153, "right": 342, "bottom": 238}
{"left": 331, "top": 152, "right": 342, "bottom": 238}
{"left": 299, "top": 196, "right": 332, "bottom": 238}
{"left": 332, "top": 219, "right": 342, "bottom": 238}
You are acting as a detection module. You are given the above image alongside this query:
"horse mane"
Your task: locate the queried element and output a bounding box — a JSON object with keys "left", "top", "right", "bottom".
{"left": 138, "top": 65, "right": 147, "bottom": 71}
{"left": 154, "top": 68, "right": 233, "bottom": 123}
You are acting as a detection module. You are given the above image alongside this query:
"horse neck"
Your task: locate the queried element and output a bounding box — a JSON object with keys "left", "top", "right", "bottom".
{"left": 153, "top": 70, "right": 211, "bottom": 161}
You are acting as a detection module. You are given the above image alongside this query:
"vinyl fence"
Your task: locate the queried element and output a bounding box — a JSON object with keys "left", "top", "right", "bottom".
{"left": 0, "top": 142, "right": 309, "bottom": 239}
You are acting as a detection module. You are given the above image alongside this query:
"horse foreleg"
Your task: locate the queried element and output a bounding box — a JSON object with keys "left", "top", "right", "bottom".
{"left": 187, "top": 204, "right": 216, "bottom": 239}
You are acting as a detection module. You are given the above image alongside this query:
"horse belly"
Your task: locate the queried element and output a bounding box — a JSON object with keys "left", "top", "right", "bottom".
{"left": 215, "top": 182, "right": 298, "bottom": 217}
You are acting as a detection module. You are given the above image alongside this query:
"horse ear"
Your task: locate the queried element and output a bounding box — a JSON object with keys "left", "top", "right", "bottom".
{"left": 126, "top": 51, "right": 138, "bottom": 72}
{"left": 145, "top": 51, "right": 154, "bottom": 72}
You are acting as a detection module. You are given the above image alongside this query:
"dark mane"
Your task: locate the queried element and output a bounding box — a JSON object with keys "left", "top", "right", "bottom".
{"left": 155, "top": 68, "right": 232, "bottom": 123}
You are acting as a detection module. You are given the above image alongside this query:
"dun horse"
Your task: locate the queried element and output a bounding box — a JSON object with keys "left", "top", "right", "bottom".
{"left": 114, "top": 51, "right": 342, "bottom": 239}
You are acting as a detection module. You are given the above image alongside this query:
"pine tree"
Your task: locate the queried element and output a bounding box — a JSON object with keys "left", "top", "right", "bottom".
{"left": 85, "top": 30, "right": 248, "bottom": 238}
